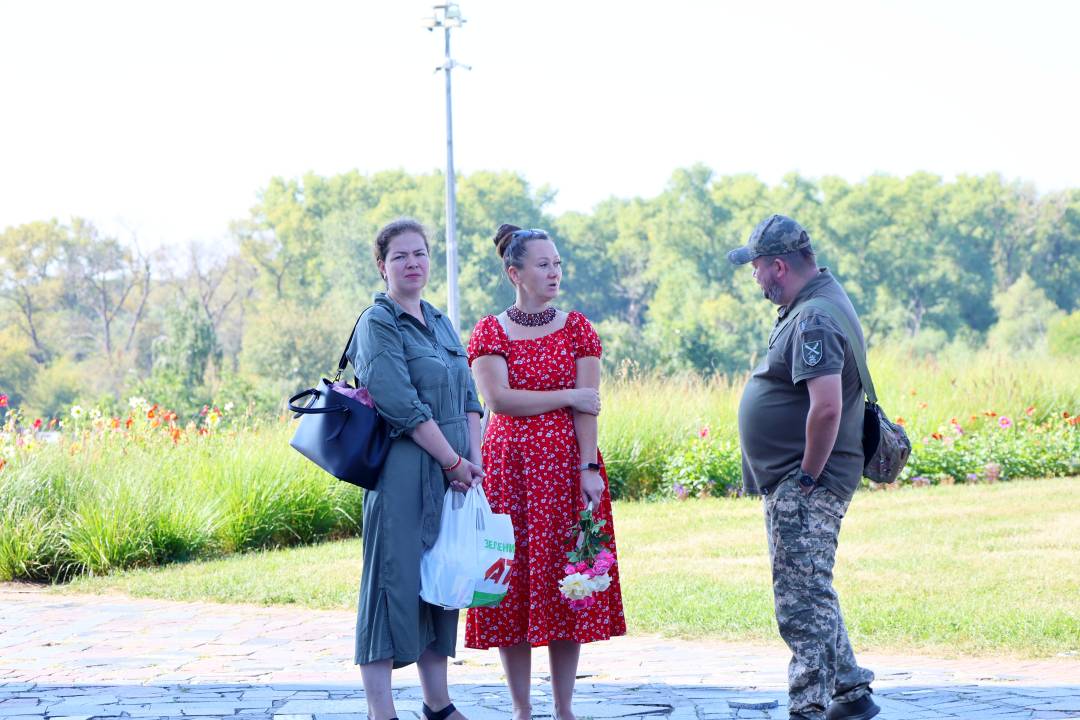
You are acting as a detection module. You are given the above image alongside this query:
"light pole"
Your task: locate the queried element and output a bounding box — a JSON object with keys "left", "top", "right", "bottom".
{"left": 424, "top": 3, "right": 468, "bottom": 331}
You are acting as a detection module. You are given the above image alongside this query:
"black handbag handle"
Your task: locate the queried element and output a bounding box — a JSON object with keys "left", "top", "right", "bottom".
{"left": 288, "top": 388, "right": 349, "bottom": 416}
{"left": 288, "top": 387, "right": 352, "bottom": 441}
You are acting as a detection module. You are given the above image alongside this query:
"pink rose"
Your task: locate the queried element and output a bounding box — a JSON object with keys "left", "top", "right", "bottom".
{"left": 593, "top": 550, "right": 615, "bottom": 573}
{"left": 575, "top": 561, "right": 589, "bottom": 572}
{"left": 571, "top": 598, "right": 595, "bottom": 611}
{"left": 563, "top": 564, "right": 577, "bottom": 575}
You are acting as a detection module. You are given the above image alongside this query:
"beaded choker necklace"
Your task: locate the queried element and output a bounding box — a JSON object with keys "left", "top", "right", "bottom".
{"left": 507, "top": 305, "right": 557, "bottom": 327}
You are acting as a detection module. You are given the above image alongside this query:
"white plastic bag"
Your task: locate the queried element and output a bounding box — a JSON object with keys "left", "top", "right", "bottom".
{"left": 469, "top": 488, "right": 515, "bottom": 608}
{"left": 420, "top": 486, "right": 515, "bottom": 609}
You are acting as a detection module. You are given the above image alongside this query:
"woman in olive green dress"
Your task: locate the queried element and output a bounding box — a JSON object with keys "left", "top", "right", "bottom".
{"left": 347, "top": 219, "right": 484, "bottom": 720}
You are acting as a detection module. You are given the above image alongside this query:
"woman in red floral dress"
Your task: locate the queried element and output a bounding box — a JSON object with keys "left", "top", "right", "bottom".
{"left": 466, "top": 224, "right": 626, "bottom": 720}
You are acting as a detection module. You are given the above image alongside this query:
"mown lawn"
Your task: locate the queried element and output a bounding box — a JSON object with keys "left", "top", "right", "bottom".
{"left": 58, "top": 478, "right": 1080, "bottom": 658}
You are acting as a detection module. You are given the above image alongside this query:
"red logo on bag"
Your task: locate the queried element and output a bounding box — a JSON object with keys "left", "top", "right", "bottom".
{"left": 484, "top": 557, "right": 514, "bottom": 584}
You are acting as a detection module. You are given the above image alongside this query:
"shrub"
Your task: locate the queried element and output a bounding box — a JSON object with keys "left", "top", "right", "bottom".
{"left": 1048, "top": 311, "right": 1080, "bottom": 358}
{"left": 665, "top": 427, "right": 743, "bottom": 499}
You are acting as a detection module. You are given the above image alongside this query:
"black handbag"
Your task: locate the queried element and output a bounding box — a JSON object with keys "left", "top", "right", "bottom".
{"left": 288, "top": 311, "right": 390, "bottom": 489}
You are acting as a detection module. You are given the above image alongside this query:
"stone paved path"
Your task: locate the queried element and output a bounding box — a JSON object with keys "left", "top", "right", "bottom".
{"left": 1, "top": 585, "right": 1077, "bottom": 720}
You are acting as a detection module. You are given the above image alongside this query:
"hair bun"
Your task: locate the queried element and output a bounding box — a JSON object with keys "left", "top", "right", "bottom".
{"left": 493, "top": 224, "right": 521, "bottom": 258}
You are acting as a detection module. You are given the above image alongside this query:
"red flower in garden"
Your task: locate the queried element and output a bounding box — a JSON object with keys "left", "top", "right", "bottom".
{"left": 125, "top": 417, "right": 134, "bottom": 429}
{"left": 170, "top": 427, "right": 181, "bottom": 444}
{"left": 33, "top": 418, "right": 43, "bottom": 430}
{"left": 984, "top": 410, "right": 998, "bottom": 417}
{"left": 1026, "top": 406, "right": 1036, "bottom": 416}
{"left": 1065, "top": 412, "right": 1071, "bottom": 419}
{"left": 111, "top": 417, "right": 120, "bottom": 429}
{"left": 200, "top": 405, "right": 209, "bottom": 417}
{"left": 931, "top": 432, "right": 943, "bottom": 440}
{"left": 699, "top": 426, "right": 710, "bottom": 439}
{"left": 0, "top": 394, "right": 8, "bottom": 408}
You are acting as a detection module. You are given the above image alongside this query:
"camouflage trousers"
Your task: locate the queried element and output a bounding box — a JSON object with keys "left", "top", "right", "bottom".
{"left": 763, "top": 474, "right": 874, "bottom": 720}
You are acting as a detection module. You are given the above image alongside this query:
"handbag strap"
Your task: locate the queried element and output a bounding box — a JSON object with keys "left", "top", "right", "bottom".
{"left": 793, "top": 297, "right": 878, "bottom": 404}
{"left": 288, "top": 387, "right": 347, "bottom": 415}
{"left": 333, "top": 306, "right": 375, "bottom": 383}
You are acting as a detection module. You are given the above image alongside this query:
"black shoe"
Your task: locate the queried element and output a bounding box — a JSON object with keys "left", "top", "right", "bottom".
{"left": 826, "top": 693, "right": 880, "bottom": 720}
{"left": 422, "top": 703, "right": 458, "bottom": 720}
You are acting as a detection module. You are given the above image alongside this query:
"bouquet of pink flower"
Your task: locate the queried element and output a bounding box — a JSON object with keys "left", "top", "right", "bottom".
{"left": 558, "top": 504, "right": 616, "bottom": 611}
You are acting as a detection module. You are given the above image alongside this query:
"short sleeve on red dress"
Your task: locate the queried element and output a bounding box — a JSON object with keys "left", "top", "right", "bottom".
{"left": 467, "top": 315, "right": 510, "bottom": 365}
{"left": 567, "top": 311, "right": 602, "bottom": 359}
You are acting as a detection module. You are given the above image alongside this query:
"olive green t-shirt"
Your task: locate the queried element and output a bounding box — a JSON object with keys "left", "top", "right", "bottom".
{"left": 737, "top": 269, "right": 866, "bottom": 501}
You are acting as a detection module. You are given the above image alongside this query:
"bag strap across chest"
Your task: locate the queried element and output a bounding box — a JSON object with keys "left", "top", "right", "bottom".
{"left": 333, "top": 305, "right": 376, "bottom": 384}
{"left": 782, "top": 297, "right": 878, "bottom": 405}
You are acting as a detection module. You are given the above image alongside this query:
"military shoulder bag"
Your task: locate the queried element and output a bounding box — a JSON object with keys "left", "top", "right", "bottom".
{"left": 796, "top": 297, "right": 912, "bottom": 484}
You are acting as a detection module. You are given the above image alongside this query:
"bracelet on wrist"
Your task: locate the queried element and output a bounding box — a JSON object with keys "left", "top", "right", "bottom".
{"left": 441, "top": 454, "right": 462, "bottom": 472}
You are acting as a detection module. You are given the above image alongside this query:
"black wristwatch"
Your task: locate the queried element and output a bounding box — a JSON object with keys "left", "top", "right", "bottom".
{"left": 579, "top": 462, "right": 601, "bottom": 472}
{"left": 796, "top": 470, "right": 816, "bottom": 489}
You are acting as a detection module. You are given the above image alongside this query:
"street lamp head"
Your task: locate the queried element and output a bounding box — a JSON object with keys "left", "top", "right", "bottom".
{"left": 425, "top": 2, "right": 465, "bottom": 29}
{"left": 444, "top": 2, "right": 465, "bottom": 26}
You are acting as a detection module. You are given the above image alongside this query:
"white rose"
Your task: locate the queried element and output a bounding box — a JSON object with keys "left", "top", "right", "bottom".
{"left": 588, "top": 573, "right": 612, "bottom": 593}
{"left": 559, "top": 573, "right": 593, "bottom": 600}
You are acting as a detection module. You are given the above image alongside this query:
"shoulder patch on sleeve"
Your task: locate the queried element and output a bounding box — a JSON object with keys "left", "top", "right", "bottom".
{"left": 802, "top": 339, "right": 823, "bottom": 366}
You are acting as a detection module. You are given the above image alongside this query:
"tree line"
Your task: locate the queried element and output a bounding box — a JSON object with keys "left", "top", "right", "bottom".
{"left": 2, "top": 165, "right": 1079, "bottom": 420}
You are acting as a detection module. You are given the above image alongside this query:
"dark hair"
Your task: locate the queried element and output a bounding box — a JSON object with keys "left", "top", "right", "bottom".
{"left": 493, "top": 223, "right": 551, "bottom": 273}
{"left": 374, "top": 218, "right": 429, "bottom": 279}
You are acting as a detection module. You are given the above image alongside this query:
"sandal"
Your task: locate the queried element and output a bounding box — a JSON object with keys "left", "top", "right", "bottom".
{"left": 422, "top": 704, "right": 458, "bottom": 720}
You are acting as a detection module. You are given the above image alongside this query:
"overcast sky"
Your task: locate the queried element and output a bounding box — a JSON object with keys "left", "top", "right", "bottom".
{"left": 2, "top": 0, "right": 1078, "bottom": 249}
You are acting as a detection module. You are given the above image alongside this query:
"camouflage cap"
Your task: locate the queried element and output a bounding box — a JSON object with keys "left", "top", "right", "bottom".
{"left": 727, "top": 214, "right": 811, "bottom": 265}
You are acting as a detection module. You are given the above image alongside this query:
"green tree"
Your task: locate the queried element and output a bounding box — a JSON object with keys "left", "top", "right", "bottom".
{"left": 1047, "top": 311, "right": 1080, "bottom": 358}
{"left": 62, "top": 219, "right": 152, "bottom": 362}
{"left": 139, "top": 298, "right": 223, "bottom": 415}
{"left": 0, "top": 327, "right": 39, "bottom": 411}
{"left": 987, "top": 274, "right": 1063, "bottom": 351}
{"left": 235, "top": 175, "right": 328, "bottom": 305}
{"left": 239, "top": 297, "right": 346, "bottom": 403}
{"left": 1030, "top": 190, "right": 1080, "bottom": 312}
{"left": 0, "top": 220, "right": 66, "bottom": 363}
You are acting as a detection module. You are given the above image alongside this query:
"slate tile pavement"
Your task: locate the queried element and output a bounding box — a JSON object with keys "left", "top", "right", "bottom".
{"left": 2, "top": 585, "right": 1077, "bottom": 719}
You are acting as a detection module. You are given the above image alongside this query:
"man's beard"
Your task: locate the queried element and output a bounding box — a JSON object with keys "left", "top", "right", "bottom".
{"left": 761, "top": 280, "right": 783, "bottom": 304}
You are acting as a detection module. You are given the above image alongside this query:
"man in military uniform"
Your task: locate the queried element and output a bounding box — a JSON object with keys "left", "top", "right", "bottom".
{"left": 728, "top": 215, "right": 879, "bottom": 720}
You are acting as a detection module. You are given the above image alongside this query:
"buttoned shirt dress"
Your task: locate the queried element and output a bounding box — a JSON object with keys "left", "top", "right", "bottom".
{"left": 346, "top": 292, "right": 482, "bottom": 668}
